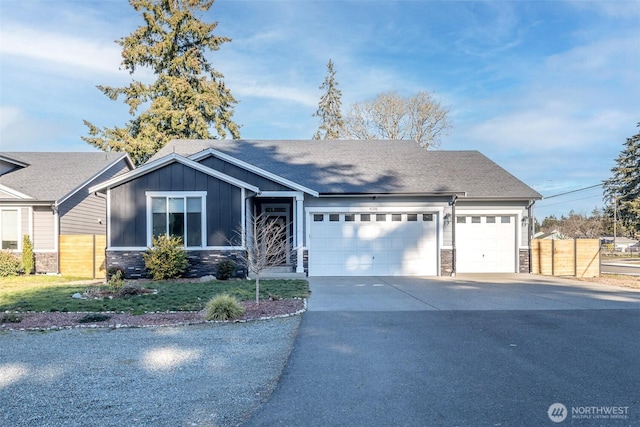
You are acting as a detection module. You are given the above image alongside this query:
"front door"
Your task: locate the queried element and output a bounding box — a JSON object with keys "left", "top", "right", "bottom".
{"left": 261, "top": 203, "right": 291, "bottom": 265}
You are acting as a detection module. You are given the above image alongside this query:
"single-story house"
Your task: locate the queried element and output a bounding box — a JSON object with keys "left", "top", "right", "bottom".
{"left": 90, "top": 139, "right": 542, "bottom": 278}
{"left": 600, "top": 236, "right": 639, "bottom": 252}
{"left": 533, "top": 230, "right": 568, "bottom": 240}
{"left": 0, "top": 152, "right": 133, "bottom": 274}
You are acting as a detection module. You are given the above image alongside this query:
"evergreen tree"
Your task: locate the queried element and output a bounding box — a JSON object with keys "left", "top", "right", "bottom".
{"left": 603, "top": 123, "right": 640, "bottom": 237}
{"left": 313, "top": 59, "right": 344, "bottom": 140}
{"left": 83, "top": 0, "right": 240, "bottom": 165}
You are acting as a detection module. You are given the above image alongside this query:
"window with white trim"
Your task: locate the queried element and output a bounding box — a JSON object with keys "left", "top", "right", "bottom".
{"left": 0, "top": 209, "right": 19, "bottom": 250}
{"left": 149, "top": 194, "right": 204, "bottom": 247}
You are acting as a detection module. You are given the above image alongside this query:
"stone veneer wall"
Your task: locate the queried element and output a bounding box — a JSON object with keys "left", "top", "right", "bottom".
{"left": 519, "top": 249, "right": 530, "bottom": 273}
{"left": 35, "top": 252, "right": 58, "bottom": 274}
{"left": 107, "top": 249, "right": 247, "bottom": 279}
{"left": 440, "top": 249, "right": 453, "bottom": 276}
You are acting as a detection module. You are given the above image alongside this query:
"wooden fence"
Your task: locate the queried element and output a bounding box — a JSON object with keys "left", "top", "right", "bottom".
{"left": 531, "top": 239, "right": 600, "bottom": 278}
{"left": 59, "top": 235, "right": 106, "bottom": 279}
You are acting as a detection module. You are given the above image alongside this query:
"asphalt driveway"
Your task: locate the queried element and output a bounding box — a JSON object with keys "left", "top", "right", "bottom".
{"left": 246, "top": 274, "right": 640, "bottom": 426}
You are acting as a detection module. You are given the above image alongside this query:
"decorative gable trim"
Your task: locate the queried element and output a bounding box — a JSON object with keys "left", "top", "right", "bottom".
{"left": 89, "top": 153, "right": 261, "bottom": 194}
{"left": 189, "top": 148, "right": 320, "bottom": 197}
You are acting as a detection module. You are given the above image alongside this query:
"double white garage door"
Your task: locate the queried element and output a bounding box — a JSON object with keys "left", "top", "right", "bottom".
{"left": 308, "top": 211, "right": 518, "bottom": 276}
{"left": 309, "top": 212, "right": 438, "bottom": 276}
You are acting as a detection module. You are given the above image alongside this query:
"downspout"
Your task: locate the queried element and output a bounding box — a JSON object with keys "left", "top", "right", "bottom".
{"left": 450, "top": 195, "right": 458, "bottom": 277}
{"left": 51, "top": 202, "right": 60, "bottom": 274}
{"left": 526, "top": 199, "right": 536, "bottom": 273}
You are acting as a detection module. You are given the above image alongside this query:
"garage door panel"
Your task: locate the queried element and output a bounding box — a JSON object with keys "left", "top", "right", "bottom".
{"left": 456, "top": 215, "right": 516, "bottom": 273}
{"left": 310, "top": 211, "right": 438, "bottom": 276}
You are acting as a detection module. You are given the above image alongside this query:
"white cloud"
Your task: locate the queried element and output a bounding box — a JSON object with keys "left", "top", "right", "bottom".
{"left": 0, "top": 24, "right": 122, "bottom": 75}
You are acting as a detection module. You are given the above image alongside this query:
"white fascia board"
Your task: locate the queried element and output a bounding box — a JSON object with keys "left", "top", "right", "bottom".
{"left": 0, "top": 184, "right": 33, "bottom": 199}
{"left": 58, "top": 153, "right": 134, "bottom": 205}
{"left": 317, "top": 192, "right": 467, "bottom": 198}
{"left": 258, "top": 191, "right": 305, "bottom": 201}
{"left": 0, "top": 155, "right": 29, "bottom": 168}
{"left": 189, "top": 148, "right": 320, "bottom": 197}
{"left": 89, "top": 153, "right": 260, "bottom": 194}
{"left": 107, "top": 246, "right": 245, "bottom": 251}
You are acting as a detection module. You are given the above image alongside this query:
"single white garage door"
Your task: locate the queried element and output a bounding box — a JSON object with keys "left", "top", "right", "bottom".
{"left": 455, "top": 215, "right": 516, "bottom": 273}
{"left": 309, "top": 212, "right": 438, "bottom": 276}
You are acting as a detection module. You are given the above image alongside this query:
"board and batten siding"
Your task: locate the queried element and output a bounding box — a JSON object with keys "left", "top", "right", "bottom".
{"left": 199, "top": 156, "right": 293, "bottom": 191}
{"left": 109, "top": 162, "right": 243, "bottom": 247}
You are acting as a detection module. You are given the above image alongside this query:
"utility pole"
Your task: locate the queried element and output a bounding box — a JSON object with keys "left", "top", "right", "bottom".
{"left": 613, "top": 196, "right": 617, "bottom": 254}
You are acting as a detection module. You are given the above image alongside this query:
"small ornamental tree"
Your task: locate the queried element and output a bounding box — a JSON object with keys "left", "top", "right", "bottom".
{"left": 235, "top": 213, "right": 291, "bottom": 304}
{"left": 142, "top": 234, "right": 189, "bottom": 280}
{"left": 21, "top": 235, "right": 34, "bottom": 274}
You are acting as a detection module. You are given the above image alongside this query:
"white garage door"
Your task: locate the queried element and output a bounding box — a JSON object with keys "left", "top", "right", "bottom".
{"left": 309, "top": 212, "right": 438, "bottom": 276}
{"left": 455, "top": 215, "right": 516, "bottom": 273}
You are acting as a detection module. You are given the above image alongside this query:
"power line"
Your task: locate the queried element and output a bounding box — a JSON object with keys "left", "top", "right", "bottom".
{"left": 536, "top": 194, "right": 604, "bottom": 209}
{"left": 543, "top": 184, "right": 603, "bottom": 200}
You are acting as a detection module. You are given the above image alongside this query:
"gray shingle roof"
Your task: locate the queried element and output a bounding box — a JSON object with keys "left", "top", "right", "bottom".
{"left": 151, "top": 140, "right": 541, "bottom": 199}
{"left": 0, "top": 152, "right": 129, "bottom": 202}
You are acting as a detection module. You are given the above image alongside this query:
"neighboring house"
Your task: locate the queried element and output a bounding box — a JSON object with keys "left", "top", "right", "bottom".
{"left": 90, "top": 139, "right": 542, "bottom": 278}
{"left": 600, "top": 236, "right": 639, "bottom": 252}
{"left": 0, "top": 152, "right": 134, "bottom": 274}
{"left": 533, "top": 230, "right": 568, "bottom": 240}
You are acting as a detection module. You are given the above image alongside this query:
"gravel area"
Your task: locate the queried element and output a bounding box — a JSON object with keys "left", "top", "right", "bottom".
{"left": 0, "top": 315, "right": 302, "bottom": 426}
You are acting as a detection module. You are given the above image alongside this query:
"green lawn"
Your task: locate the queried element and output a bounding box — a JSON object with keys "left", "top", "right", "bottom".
{"left": 0, "top": 276, "right": 309, "bottom": 314}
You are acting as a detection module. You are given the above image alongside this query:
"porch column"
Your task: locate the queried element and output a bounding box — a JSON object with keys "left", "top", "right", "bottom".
{"left": 295, "top": 194, "right": 305, "bottom": 273}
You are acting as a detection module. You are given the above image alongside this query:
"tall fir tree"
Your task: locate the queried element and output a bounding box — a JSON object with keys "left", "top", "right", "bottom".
{"left": 603, "top": 123, "right": 640, "bottom": 237}
{"left": 312, "top": 59, "right": 344, "bottom": 140}
{"left": 83, "top": 0, "right": 240, "bottom": 165}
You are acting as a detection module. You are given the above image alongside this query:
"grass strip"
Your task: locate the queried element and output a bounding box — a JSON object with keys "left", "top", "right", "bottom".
{"left": 0, "top": 277, "right": 309, "bottom": 314}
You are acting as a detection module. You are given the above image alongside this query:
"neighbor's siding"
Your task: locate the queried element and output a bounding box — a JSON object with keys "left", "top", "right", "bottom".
{"left": 109, "top": 162, "right": 243, "bottom": 247}
{"left": 59, "top": 158, "right": 131, "bottom": 235}
{"left": 32, "top": 206, "right": 55, "bottom": 251}
{"left": 59, "top": 193, "right": 106, "bottom": 235}
{"left": 20, "top": 207, "right": 30, "bottom": 239}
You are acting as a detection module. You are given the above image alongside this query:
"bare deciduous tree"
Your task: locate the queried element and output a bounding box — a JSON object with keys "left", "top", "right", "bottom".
{"left": 235, "top": 213, "right": 291, "bottom": 304}
{"left": 342, "top": 90, "right": 450, "bottom": 148}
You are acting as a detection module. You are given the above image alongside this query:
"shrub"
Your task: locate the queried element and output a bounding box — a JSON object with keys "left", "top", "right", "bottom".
{"left": 22, "top": 235, "right": 34, "bottom": 274}
{"left": 107, "top": 265, "right": 127, "bottom": 280}
{"left": 108, "top": 270, "right": 125, "bottom": 293}
{"left": 0, "top": 251, "right": 21, "bottom": 277}
{"left": 216, "top": 260, "right": 236, "bottom": 280}
{"left": 142, "top": 234, "right": 189, "bottom": 281}
{"left": 118, "top": 283, "right": 145, "bottom": 297}
{"left": 77, "top": 313, "right": 112, "bottom": 323}
{"left": 205, "top": 294, "right": 246, "bottom": 321}
{"left": 1, "top": 313, "right": 23, "bottom": 323}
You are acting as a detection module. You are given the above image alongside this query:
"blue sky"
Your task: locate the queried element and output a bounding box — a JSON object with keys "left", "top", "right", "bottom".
{"left": 1, "top": 0, "right": 638, "bottom": 220}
